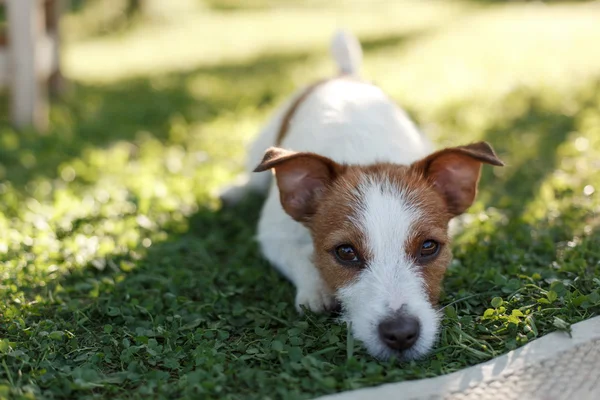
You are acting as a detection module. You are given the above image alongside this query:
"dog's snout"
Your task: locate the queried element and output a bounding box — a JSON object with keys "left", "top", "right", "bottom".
{"left": 378, "top": 314, "right": 420, "bottom": 351}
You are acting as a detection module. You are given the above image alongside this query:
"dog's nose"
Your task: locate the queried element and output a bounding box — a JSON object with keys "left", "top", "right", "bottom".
{"left": 378, "top": 314, "right": 420, "bottom": 351}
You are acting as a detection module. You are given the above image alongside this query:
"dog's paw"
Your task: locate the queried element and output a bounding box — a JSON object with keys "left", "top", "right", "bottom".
{"left": 295, "top": 285, "right": 336, "bottom": 314}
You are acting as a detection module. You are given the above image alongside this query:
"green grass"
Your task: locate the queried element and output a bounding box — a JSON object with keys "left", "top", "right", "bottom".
{"left": 2, "top": 0, "right": 600, "bottom": 399}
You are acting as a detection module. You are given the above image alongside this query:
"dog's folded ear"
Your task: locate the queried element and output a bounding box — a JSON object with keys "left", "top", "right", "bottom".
{"left": 411, "top": 141, "right": 504, "bottom": 216}
{"left": 254, "top": 147, "right": 345, "bottom": 222}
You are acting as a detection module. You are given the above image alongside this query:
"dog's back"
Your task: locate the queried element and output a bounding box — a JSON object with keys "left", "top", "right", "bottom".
{"left": 279, "top": 77, "right": 431, "bottom": 166}
{"left": 277, "top": 30, "right": 432, "bottom": 166}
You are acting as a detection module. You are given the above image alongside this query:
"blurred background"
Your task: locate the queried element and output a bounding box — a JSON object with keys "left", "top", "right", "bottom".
{"left": 2, "top": 0, "right": 600, "bottom": 194}
{"left": 2, "top": 0, "right": 600, "bottom": 193}
{"left": 2, "top": 0, "right": 599, "bottom": 223}
{"left": 1, "top": 1, "right": 600, "bottom": 398}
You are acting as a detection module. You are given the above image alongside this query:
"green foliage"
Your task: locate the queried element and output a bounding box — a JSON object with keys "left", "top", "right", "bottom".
{"left": 1, "top": 1, "right": 600, "bottom": 399}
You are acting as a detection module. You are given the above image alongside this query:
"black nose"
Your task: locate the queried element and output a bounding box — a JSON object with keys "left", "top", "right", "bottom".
{"left": 378, "top": 314, "right": 420, "bottom": 351}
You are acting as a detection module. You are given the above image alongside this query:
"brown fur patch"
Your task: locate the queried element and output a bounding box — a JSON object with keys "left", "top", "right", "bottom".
{"left": 254, "top": 148, "right": 347, "bottom": 222}
{"left": 275, "top": 79, "right": 330, "bottom": 146}
{"left": 307, "top": 163, "right": 453, "bottom": 303}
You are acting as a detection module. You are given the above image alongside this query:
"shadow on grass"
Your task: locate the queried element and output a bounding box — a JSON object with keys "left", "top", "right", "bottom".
{"left": 3, "top": 193, "right": 305, "bottom": 398}
{"left": 442, "top": 205, "right": 600, "bottom": 368}
{"left": 435, "top": 82, "right": 600, "bottom": 381}
{"left": 6, "top": 198, "right": 599, "bottom": 398}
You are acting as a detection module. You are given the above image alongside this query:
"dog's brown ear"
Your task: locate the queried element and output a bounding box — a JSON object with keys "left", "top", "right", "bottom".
{"left": 411, "top": 142, "right": 504, "bottom": 216}
{"left": 254, "top": 147, "right": 344, "bottom": 222}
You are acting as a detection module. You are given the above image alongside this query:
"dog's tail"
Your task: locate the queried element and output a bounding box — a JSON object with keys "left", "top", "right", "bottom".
{"left": 330, "top": 30, "right": 363, "bottom": 76}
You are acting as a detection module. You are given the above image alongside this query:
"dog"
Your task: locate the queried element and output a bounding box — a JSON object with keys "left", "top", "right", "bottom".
{"left": 220, "top": 31, "right": 503, "bottom": 361}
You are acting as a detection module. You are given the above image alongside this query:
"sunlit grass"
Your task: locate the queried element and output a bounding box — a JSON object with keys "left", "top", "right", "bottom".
{"left": 368, "top": 2, "right": 600, "bottom": 115}
{"left": 63, "top": 0, "right": 467, "bottom": 82}
{"left": 1, "top": 0, "right": 599, "bottom": 399}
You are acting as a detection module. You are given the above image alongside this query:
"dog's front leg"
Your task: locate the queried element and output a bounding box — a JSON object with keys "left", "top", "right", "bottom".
{"left": 257, "top": 194, "right": 336, "bottom": 314}
{"left": 289, "top": 251, "right": 336, "bottom": 314}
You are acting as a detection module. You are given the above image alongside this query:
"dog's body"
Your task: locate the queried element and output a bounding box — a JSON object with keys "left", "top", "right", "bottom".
{"left": 221, "top": 31, "right": 503, "bottom": 360}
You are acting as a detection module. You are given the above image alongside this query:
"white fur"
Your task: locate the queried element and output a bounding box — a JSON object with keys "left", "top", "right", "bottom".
{"left": 257, "top": 191, "right": 336, "bottom": 313}
{"left": 220, "top": 31, "right": 435, "bottom": 358}
{"left": 330, "top": 29, "right": 363, "bottom": 75}
{"left": 339, "top": 177, "right": 440, "bottom": 360}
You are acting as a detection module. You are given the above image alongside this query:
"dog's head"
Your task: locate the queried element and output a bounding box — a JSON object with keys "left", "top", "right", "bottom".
{"left": 254, "top": 142, "right": 503, "bottom": 361}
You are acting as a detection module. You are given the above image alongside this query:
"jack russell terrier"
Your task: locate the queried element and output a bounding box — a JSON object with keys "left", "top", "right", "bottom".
{"left": 220, "top": 31, "right": 503, "bottom": 361}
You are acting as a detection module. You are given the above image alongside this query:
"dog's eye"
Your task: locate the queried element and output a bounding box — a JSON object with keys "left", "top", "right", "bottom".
{"left": 420, "top": 240, "right": 440, "bottom": 258}
{"left": 334, "top": 244, "right": 360, "bottom": 265}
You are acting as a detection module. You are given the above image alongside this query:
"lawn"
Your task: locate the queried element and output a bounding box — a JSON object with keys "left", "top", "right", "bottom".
{"left": 1, "top": 0, "right": 600, "bottom": 399}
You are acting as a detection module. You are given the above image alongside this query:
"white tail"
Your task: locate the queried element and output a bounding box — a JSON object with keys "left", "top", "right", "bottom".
{"left": 330, "top": 30, "right": 363, "bottom": 75}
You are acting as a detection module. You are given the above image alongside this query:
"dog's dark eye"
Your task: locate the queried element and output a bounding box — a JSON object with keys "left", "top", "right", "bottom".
{"left": 420, "top": 240, "right": 440, "bottom": 258}
{"left": 334, "top": 244, "right": 360, "bottom": 265}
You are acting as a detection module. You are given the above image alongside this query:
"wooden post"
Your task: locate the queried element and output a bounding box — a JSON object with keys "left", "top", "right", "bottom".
{"left": 7, "top": 0, "right": 49, "bottom": 131}
{"left": 46, "top": 0, "right": 65, "bottom": 96}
